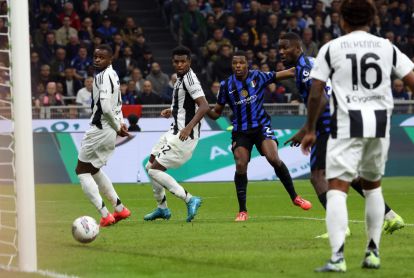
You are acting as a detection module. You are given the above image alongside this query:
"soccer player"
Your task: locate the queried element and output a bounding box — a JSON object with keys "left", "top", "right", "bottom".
{"left": 301, "top": 0, "right": 414, "bottom": 272}
{"left": 279, "top": 32, "right": 405, "bottom": 237}
{"left": 143, "top": 46, "right": 209, "bottom": 222}
{"left": 75, "top": 44, "right": 131, "bottom": 227}
{"left": 207, "top": 51, "right": 312, "bottom": 222}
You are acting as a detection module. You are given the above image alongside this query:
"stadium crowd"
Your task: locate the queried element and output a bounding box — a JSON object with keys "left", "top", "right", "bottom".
{"left": 0, "top": 0, "right": 412, "bottom": 117}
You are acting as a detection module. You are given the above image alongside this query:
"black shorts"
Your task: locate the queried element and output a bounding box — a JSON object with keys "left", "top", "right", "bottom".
{"left": 231, "top": 126, "right": 278, "bottom": 159}
{"left": 310, "top": 133, "right": 328, "bottom": 171}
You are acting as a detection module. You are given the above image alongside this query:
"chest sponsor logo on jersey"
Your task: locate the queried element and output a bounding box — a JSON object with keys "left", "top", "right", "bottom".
{"left": 235, "top": 94, "right": 257, "bottom": 105}
{"left": 345, "top": 94, "right": 386, "bottom": 103}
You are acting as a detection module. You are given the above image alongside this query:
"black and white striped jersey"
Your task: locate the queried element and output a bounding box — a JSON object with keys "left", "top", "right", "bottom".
{"left": 91, "top": 65, "right": 123, "bottom": 129}
{"left": 311, "top": 30, "right": 414, "bottom": 138}
{"left": 171, "top": 68, "right": 205, "bottom": 139}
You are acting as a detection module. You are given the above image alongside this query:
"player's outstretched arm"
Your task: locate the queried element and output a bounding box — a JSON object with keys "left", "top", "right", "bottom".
{"left": 179, "top": 96, "right": 210, "bottom": 141}
{"left": 160, "top": 108, "right": 172, "bottom": 118}
{"left": 275, "top": 67, "right": 295, "bottom": 81}
{"left": 207, "top": 103, "right": 225, "bottom": 120}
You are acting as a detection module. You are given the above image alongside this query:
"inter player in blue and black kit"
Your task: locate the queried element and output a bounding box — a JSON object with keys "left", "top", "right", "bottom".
{"left": 279, "top": 32, "right": 404, "bottom": 236}
{"left": 207, "top": 51, "right": 312, "bottom": 221}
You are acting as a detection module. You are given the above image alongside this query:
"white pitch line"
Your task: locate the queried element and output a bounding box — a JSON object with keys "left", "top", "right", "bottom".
{"left": 0, "top": 265, "right": 78, "bottom": 278}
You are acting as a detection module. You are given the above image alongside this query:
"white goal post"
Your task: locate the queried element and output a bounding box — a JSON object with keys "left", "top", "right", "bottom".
{"left": 10, "top": 0, "right": 37, "bottom": 272}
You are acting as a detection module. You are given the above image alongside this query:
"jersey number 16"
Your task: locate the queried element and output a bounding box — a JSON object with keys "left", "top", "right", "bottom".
{"left": 346, "top": 52, "right": 382, "bottom": 91}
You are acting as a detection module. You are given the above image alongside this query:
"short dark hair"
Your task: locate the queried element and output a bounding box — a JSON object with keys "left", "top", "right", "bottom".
{"left": 280, "top": 32, "right": 302, "bottom": 44}
{"left": 95, "top": 44, "right": 113, "bottom": 56}
{"left": 232, "top": 50, "right": 248, "bottom": 60}
{"left": 172, "top": 46, "right": 191, "bottom": 59}
{"left": 340, "top": 0, "right": 376, "bottom": 28}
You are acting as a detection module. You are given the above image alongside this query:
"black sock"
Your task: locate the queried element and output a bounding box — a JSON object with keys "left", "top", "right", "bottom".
{"left": 351, "top": 179, "right": 392, "bottom": 215}
{"left": 318, "top": 192, "right": 327, "bottom": 209}
{"left": 234, "top": 172, "right": 248, "bottom": 212}
{"left": 274, "top": 161, "right": 297, "bottom": 200}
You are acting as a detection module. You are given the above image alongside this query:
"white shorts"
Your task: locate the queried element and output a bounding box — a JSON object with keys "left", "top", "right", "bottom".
{"left": 78, "top": 125, "right": 117, "bottom": 168}
{"left": 151, "top": 131, "right": 198, "bottom": 169}
{"left": 326, "top": 137, "right": 390, "bottom": 182}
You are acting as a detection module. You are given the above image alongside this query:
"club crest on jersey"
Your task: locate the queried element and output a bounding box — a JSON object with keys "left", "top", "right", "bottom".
{"left": 241, "top": 89, "right": 249, "bottom": 97}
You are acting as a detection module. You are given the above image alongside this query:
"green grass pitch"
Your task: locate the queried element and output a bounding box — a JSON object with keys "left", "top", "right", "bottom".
{"left": 3, "top": 177, "right": 414, "bottom": 277}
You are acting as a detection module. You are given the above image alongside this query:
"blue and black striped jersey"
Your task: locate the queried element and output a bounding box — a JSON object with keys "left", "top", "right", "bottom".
{"left": 296, "top": 54, "right": 331, "bottom": 135}
{"left": 217, "top": 70, "right": 276, "bottom": 132}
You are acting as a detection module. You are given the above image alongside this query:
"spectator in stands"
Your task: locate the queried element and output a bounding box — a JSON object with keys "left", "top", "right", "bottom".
{"left": 131, "top": 33, "right": 149, "bottom": 61}
{"left": 37, "top": 64, "right": 53, "bottom": 87}
{"left": 263, "top": 47, "right": 278, "bottom": 72}
{"left": 103, "top": 0, "right": 125, "bottom": 29}
{"left": 401, "top": 33, "right": 414, "bottom": 60}
{"left": 162, "top": 73, "right": 177, "bottom": 104}
{"left": 58, "top": 2, "right": 81, "bottom": 31}
{"left": 76, "top": 76, "right": 93, "bottom": 110}
{"left": 327, "top": 11, "right": 342, "bottom": 39}
{"left": 36, "top": 2, "right": 60, "bottom": 30}
{"left": 86, "top": 0, "right": 103, "bottom": 27}
{"left": 234, "top": 31, "right": 253, "bottom": 52}
{"left": 202, "top": 27, "right": 231, "bottom": 63}
{"left": 121, "top": 17, "right": 143, "bottom": 46}
{"left": 264, "top": 83, "right": 286, "bottom": 103}
{"left": 378, "top": 3, "right": 392, "bottom": 29}
{"left": 137, "top": 50, "right": 154, "bottom": 77}
{"left": 113, "top": 46, "right": 138, "bottom": 80}
{"left": 61, "top": 67, "right": 83, "bottom": 100}
{"left": 50, "top": 47, "right": 68, "bottom": 80}
{"left": 309, "top": 15, "right": 328, "bottom": 46}
{"left": 223, "top": 15, "right": 242, "bottom": 46}
{"left": 205, "top": 81, "right": 220, "bottom": 104}
{"left": 212, "top": 44, "right": 233, "bottom": 82}
{"left": 392, "top": 79, "right": 410, "bottom": 100}
{"left": 390, "top": 16, "right": 407, "bottom": 44}
{"left": 302, "top": 28, "right": 318, "bottom": 57}
{"left": 65, "top": 35, "right": 81, "bottom": 61}
{"left": 262, "top": 13, "right": 282, "bottom": 47}
{"left": 124, "top": 67, "right": 145, "bottom": 92}
{"left": 127, "top": 113, "right": 141, "bottom": 132}
{"left": 96, "top": 15, "right": 118, "bottom": 44}
{"left": 181, "top": 0, "right": 207, "bottom": 52}
{"left": 78, "top": 17, "right": 95, "bottom": 47}
{"left": 111, "top": 33, "right": 126, "bottom": 60}
{"left": 232, "top": 2, "right": 246, "bottom": 29}
{"left": 70, "top": 46, "right": 93, "bottom": 80}
{"left": 121, "top": 80, "right": 138, "bottom": 105}
{"left": 370, "top": 15, "right": 385, "bottom": 38}
{"left": 35, "top": 81, "right": 65, "bottom": 108}
{"left": 255, "top": 33, "right": 271, "bottom": 63}
{"left": 205, "top": 14, "right": 217, "bottom": 40}
{"left": 212, "top": 2, "right": 227, "bottom": 27}
{"left": 145, "top": 62, "right": 169, "bottom": 97}
{"left": 244, "top": 0, "right": 264, "bottom": 28}
{"left": 245, "top": 16, "right": 260, "bottom": 47}
{"left": 286, "top": 16, "right": 302, "bottom": 36}
{"left": 39, "top": 32, "right": 61, "bottom": 64}
{"left": 30, "top": 51, "right": 41, "bottom": 84}
{"left": 33, "top": 18, "right": 50, "bottom": 49}
{"left": 56, "top": 16, "right": 78, "bottom": 46}
{"left": 136, "top": 80, "right": 162, "bottom": 105}
{"left": 245, "top": 48, "right": 258, "bottom": 68}
{"left": 321, "top": 32, "right": 332, "bottom": 45}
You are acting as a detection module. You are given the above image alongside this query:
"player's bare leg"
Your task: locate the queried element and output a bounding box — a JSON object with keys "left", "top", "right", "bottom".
{"left": 233, "top": 146, "right": 249, "bottom": 221}
{"left": 261, "top": 139, "right": 312, "bottom": 210}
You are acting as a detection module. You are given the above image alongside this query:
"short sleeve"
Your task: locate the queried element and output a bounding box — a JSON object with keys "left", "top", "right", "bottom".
{"left": 257, "top": 70, "right": 276, "bottom": 86}
{"left": 392, "top": 45, "right": 414, "bottom": 79}
{"left": 217, "top": 81, "right": 227, "bottom": 105}
{"left": 183, "top": 72, "right": 204, "bottom": 100}
{"left": 310, "top": 43, "right": 332, "bottom": 82}
{"left": 98, "top": 71, "right": 113, "bottom": 99}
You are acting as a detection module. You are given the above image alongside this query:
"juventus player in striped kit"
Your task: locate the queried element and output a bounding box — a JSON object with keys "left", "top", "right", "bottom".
{"left": 144, "top": 46, "right": 209, "bottom": 222}
{"left": 76, "top": 45, "right": 131, "bottom": 227}
{"left": 280, "top": 32, "right": 405, "bottom": 238}
{"left": 301, "top": 0, "right": 414, "bottom": 272}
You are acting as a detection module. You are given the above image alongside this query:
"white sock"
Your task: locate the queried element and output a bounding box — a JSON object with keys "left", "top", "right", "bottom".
{"left": 78, "top": 173, "right": 109, "bottom": 217}
{"left": 326, "top": 190, "right": 348, "bottom": 261}
{"left": 145, "top": 161, "right": 167, "bottom": 209}
{"left": 145, "top": 160, "right": 167, "bottom": 206}
{"left": 363, "top": 187, "right": 384, "bottom": 253}
{"left": 148, "top": 169, "right": 192, "bottom": 203}
{"left": 93, "top": 170, "right": 124, "bottom": 213}
{"left": 384, "top": 209, "right": 397, "bottom": 220}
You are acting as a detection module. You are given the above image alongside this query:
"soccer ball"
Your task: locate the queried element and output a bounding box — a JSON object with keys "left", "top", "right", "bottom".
{"left": 72, "top": 216, "right": 99, "bottom": 243}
